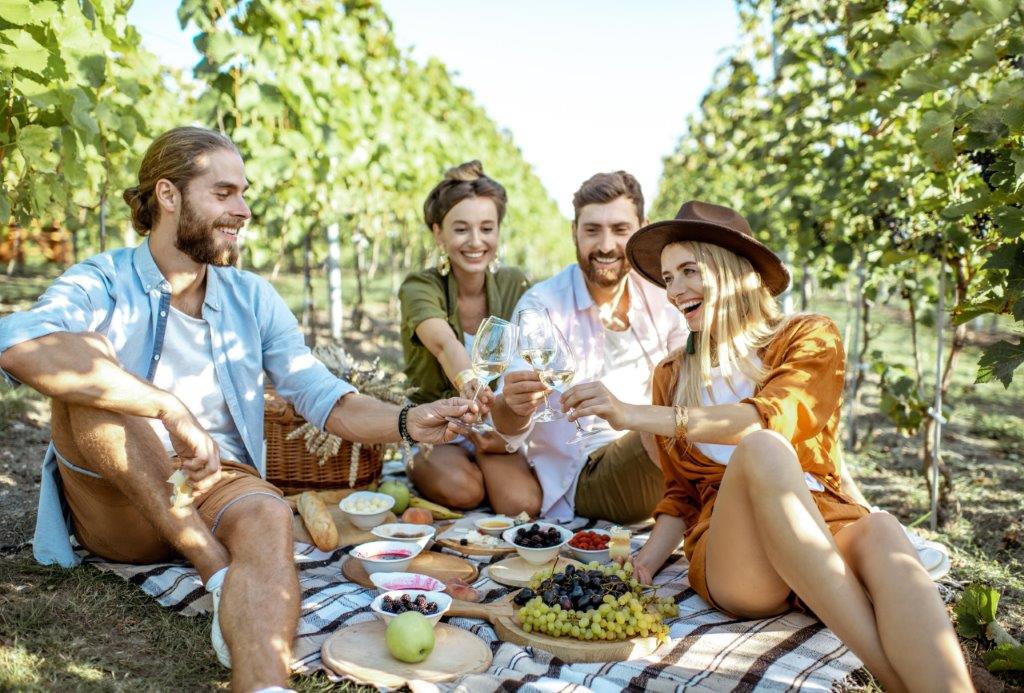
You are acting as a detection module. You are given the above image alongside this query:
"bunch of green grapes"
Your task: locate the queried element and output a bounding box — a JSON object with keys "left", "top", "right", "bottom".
{"left": 512, "top": 561, "right": 677, "bottom": 642}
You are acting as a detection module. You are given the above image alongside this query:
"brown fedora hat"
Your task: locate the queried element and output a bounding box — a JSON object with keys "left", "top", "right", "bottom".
{"left": 626, "top": 200, "right": 790, "bottom": 296}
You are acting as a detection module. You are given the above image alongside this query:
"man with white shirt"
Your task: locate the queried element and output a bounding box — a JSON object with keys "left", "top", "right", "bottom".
{"left": 491, "top": 171, "right": 686, "bottom": 523}
{"left": 0, "top": 127, "right": 472, "bottom": 692}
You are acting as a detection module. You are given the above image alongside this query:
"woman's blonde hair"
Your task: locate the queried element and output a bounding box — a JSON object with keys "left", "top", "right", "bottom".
{"left": 670, "top": 240, "right": 785, "bottom": 409}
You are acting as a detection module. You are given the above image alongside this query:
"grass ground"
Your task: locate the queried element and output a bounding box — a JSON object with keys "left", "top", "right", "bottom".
{"left": 1, "top": 268, "right": 1022, "bottom": 691}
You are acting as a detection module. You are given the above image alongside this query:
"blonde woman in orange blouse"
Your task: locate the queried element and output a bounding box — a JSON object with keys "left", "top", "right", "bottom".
{"left": 561, "top": 202, "right": 972, "bottom": 692}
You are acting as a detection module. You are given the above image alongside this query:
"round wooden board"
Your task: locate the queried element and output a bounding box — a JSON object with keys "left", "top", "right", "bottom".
{"left": 448, "top": 595, "right": 663, "bottom": 664}
{"left": 485, "top": 554, "right": 584, "bottom": 588}
{"left": 435, "top": 526, "right": 516, "bottom": 557}
{"left": 342, "top": 550, "right": 478, "bottom": 588}
{"left": 321, "top": 620, "right": 492, "bottom": 687}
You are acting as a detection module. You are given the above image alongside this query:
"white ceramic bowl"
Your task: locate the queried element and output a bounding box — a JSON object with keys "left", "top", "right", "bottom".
{"left": 567, "top": 528, "right": 612, "bottom": 564}
{"left": 349, "top": 540, "right": 422, "bottom": 575}
{"left": 370, "top": 589, "right": 452, "bottom": 627}
{"left": 371, "top": 523, "right": 436, "bottom": 549}
{"left": 368, "top": 572, "right": 446, "bottom": 594}
{"left": 339, "top": 491, "right": 395, "bottom": 530}
{"left": 503, "top": 522, "right": 573, "bottom": 566}
{"left": 474, "top": 516, "right": 516, "bottom": 537}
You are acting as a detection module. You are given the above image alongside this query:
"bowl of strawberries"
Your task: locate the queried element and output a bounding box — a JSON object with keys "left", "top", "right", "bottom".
{"left": 568, "top": 528, "right": 612, "bottom": 563}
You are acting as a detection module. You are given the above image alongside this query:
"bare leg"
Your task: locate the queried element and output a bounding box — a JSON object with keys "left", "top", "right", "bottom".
{"left": 52, "top": 399, "right": 229, "bottom": 580}
{"left": 836, "top": 514, "right": 974, "bottom": 691}
{"left": 407, "top": 444, "right": 485, "bottom": 510}
{"left": 476, "top": 450, "right": 541, "bottom": 517}
{"left": 704, "top": 429, "right": 904, "bottom": 691}
{"left": 215, "top": 495, "right": 299, "bottom": 692}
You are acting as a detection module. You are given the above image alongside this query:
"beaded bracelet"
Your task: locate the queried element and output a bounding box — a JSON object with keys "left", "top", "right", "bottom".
{"left": 398, "top": 403, "right": 416, "bottom": 445}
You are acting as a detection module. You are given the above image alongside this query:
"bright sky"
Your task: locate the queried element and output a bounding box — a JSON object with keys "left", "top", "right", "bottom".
{"left": 127, "top": 1, "right": 741, "bottom": 218}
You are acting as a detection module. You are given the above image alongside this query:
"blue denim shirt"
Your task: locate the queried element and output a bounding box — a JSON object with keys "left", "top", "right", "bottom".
{"left": 0, "top": 239, "right": 356, "bottom": 567}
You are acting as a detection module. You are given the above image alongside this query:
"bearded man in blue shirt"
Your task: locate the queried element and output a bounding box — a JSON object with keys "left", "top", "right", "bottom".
{"left": 0, "top": 127, "right": 473, "bottom": 692}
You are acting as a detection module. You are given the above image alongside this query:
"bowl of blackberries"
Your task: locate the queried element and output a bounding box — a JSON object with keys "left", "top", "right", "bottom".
{"left": 370, "top": 589, "right": 452, "bottom": 627}
{"left": 503, "top": 522, "right": 573, "bottom": 565}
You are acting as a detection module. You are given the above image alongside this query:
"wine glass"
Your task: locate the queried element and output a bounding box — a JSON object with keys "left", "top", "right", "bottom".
{"left": 450, "top": 316, "right": 516, "bottom": 433}
{"left": 515, "top": 307, "right": 561, "bottom": 422}
{"left": 540, "top": 327, "right": 601, "bottom": 445}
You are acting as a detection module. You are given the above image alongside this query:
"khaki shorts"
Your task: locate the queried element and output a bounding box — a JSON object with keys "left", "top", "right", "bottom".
{"left": 573, "top": 431, "right": 665, "bottom": 524}
{"left": 55, "top": 447, "right": 284, "bottom": 564}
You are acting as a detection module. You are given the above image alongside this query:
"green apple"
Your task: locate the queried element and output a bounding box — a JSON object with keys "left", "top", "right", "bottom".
{"left": 385, "top": 611, "right": 435, "bottom": 663}
{"left": 378, "top": 480, "right": 411, "bottom": 514}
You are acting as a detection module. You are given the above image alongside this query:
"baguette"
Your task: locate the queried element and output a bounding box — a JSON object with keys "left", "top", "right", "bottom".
{"left": 297, "top": 491, "right": 339, "bottom": 551}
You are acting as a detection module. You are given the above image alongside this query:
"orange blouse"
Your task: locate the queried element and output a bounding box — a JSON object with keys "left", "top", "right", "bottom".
{"left": 652, "top": 313, "right": 852, "bottom": 536}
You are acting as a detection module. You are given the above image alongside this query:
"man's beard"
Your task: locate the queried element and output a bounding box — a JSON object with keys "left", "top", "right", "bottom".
{"left": 175, "top": 197, "right": 240, "bottom": 267}
{"left": 575, "top": 244, "right": 631, "bottom": 288}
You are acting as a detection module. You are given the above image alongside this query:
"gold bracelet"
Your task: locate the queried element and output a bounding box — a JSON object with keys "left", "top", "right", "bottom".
{"left": 674, "top": 405, "right": 689, "bottom": 439}
{"left": 454, "top": 368, "right": 476, "bottom": 391}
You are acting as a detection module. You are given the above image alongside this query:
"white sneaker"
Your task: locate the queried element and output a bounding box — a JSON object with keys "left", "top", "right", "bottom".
{"left": 206, "top": 567, "right": 231, "bottom": 668}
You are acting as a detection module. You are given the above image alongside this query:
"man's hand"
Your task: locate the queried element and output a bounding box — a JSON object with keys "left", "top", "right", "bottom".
{"left": 458, "top": 380, "right": 495, "bottom": 417}
{"left": 467, "top": 428, "right": 512, "bottom": 454}
{"left": 407, "top": 397, "right": 475, "bottom": 444}
{"left": 501, "top": 370, "right": 549, "bottom": 418}
{"left": 160, "top": 399, "right": 221, "bottom": 487}
{"left": 561, "top": 381, "right": 633, "bottom": 430}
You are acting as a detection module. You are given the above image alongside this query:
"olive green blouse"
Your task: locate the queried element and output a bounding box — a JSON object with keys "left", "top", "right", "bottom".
{"left": 399, "top": 266, "right": 531, "bottom": 404}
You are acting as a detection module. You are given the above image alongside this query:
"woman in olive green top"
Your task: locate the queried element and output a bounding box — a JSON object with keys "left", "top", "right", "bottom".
{"left": 400, "top": 161, "right": 542, "bottom": 514}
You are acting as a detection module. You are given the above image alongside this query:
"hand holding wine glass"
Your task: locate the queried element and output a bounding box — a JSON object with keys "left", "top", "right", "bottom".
{"left": 540, "top": 326, "right": 600, "bottom": 445}
{"left": 515, "top": 307, "right": 561, "bottom": 422}
{"left": 451, "top": 316, "right": 516, "bottom": 433}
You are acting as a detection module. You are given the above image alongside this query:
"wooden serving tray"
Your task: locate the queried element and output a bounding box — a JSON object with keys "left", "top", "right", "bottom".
{"left": 342, "top": 550, "right": 478, "bottom": 588}
{"left": 321, "top": 620, "right": 491, "bottom": 686}
{"left": 485, "top": 554, "right": 583, "bottom": 588}
{"left": 448, "top": 594, "right": 663, "bottom": 663}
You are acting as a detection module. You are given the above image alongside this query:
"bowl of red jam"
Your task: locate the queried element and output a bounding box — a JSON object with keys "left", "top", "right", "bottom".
{"left": 349, "top": 540, "right": 423, "bottom": 575}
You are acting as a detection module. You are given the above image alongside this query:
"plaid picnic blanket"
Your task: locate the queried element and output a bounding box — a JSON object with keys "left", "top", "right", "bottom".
{"left": 85, "top": 510, "right": 871, "bottom": 691}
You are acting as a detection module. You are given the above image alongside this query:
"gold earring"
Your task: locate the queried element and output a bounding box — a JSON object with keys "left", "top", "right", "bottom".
{"left": 437, "top": 252, "right": 450, "bottom": 277}
{"left": 488, "top": 257, "right": 500, "bottom": 274}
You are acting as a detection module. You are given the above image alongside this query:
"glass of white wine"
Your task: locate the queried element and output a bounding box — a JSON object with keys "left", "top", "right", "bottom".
{"left": 450, "top": 315, "right": 517, "bottom": 433}
{"left": 515, "top": 307, "right": 561, "bottom": 422}
{"left": 541, "top": 327, "right": 601, "bottom": 445}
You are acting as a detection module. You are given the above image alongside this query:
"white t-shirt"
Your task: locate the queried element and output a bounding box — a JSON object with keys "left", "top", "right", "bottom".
{"left": 694, "top": 357, "right": 824, "bottom": 493}
{"left": 147, "top": 307, "right": 249, "bottom": 464}
{"left": 581, "top": 325, "right": 655, "bottom": 455}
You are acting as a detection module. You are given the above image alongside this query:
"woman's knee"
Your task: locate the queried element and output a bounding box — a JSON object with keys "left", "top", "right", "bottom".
{"left": 441, "top": 473, "right": 486, "bottom": 510}
{"left": 730, "top": 430, "right": 800, "bottom": 487}
{"left": 842, "top": 512, "right": 909, "bottom": 567}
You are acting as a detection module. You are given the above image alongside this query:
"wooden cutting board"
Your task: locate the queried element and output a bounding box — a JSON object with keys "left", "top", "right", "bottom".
{"left": 485, "top": 554, "right": 583, "bottom": 588}
{"left": 291, "top": 505, "right": 397, "bottom": 550}
{"left": 447, "top": 594, "right": 663, "bottom": 663}
{"left": 342, "top": 551, "right": 478, "bottom": 588}
{"left": 321, "top": 620, "right": 492, "bottom": 687}
{"left": 435, "top": 524, "right": 516, "bottom": 557}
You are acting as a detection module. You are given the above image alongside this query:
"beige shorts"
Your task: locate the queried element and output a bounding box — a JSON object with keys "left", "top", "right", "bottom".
{"left": 55, "top": 448, "right": 284, "bottom": 564}
{"left": 573, "top": 431, "right": 665, "bottom": 524}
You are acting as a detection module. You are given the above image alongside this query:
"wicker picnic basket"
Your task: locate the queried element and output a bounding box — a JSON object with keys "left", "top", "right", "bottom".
{"left": 263, "top": 387, "right": 383, "bottom": 495}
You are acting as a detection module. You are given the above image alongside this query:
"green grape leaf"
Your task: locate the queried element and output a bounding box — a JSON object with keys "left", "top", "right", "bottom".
{"left": 0, "top": 0, "right": 33, "bottom": 24}
{"left": 878, "top": 41, "right": 918, "bottom": 71}
{"left": 976, "top": 339, "right": 1024, "bottom": 387}
{"left": 917, "top": 108, "right": 955, "bottom": 169}
{"left": 949, "top": 12, "right": 988, "bottom": 43}
{"left": 0, "top": 29, "right": 51, "bottom": 74}
{"left": 969, "top": 0, "right": 1015, "bottom": 23}
{"left": 993, "top": 206, "right": 1024, "bottom": 237}
{"left": 983, "top": 644, "right": 1024, "bottom": 672}
{"left": 15, "top": 124, "right": 55, "bottom": 169}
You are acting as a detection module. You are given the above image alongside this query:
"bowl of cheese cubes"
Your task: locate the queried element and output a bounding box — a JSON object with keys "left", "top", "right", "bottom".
{"left": 339, "top": 491, "right": 395, "bottom": 530}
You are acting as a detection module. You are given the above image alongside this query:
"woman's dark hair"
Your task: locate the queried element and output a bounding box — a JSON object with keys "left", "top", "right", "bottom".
{"left": 423, "top": 160, "right": 507, "bottom": 230}
{"left": 122, "top": 126, "right": 239, "bottom": 234}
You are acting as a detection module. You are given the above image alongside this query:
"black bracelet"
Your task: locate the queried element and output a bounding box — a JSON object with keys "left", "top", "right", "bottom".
{"left": 398, "top": 403, "right": 416, "bottom": 445}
